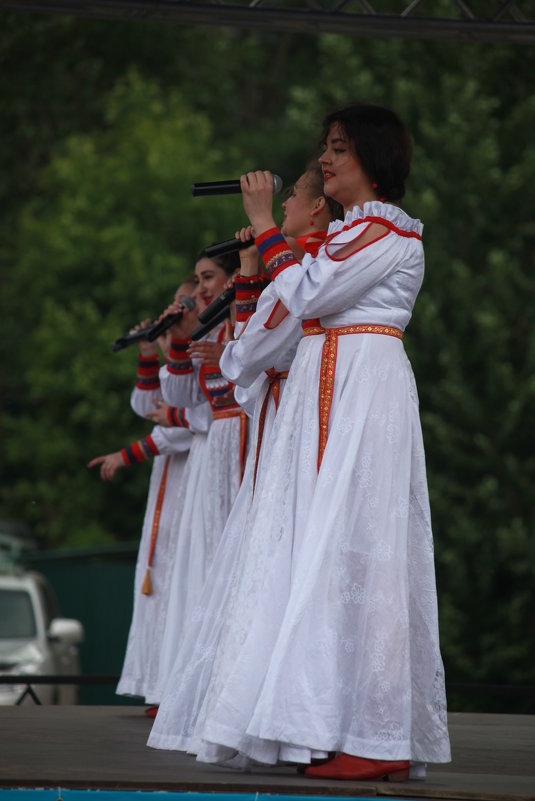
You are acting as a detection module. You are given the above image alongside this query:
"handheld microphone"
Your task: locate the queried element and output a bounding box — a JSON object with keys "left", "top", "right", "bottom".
{"left": 205, "top": 237, "right": 255, "bottom": 259}
{"left": 112, "top": 325, "right": 156, "bottom": 352}
{"left": 190, "top": 306, "right": 231, "bottom": 342}
{"left": 146, "top": 296, "right": 196, "bottom": 342}
{"left": 197, "top": 286, "right": 236, "bottom": 324}
{"left": 191, "top": 174, "right": 283, "bottom": 197}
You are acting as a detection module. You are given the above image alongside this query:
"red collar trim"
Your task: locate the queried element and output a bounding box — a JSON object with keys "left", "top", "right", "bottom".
{"left": 325, "top": 216, "right": 421, "bottom": 246}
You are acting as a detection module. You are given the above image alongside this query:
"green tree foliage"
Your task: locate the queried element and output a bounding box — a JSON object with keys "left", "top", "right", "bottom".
{"left": 1, "top": 71, "right": 244, "bottom": 546}
{"left": 1, "top": 12, "right": 534, "bottom": 695}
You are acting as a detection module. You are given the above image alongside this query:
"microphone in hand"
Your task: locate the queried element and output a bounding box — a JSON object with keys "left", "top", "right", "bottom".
{"left": 112, "top": 324, "right": 156, "bottom": 352}
{"left": 197, "top": 286, "right": 235, "bottom": 325}
{"left": 205, "top": 237, "right": 255, "bottom": 259}
{"left": 192, "top": 174, "right": 283, "bottom": 197}
{"left": 146, "top": 296, "right": 196, "bottom": 342}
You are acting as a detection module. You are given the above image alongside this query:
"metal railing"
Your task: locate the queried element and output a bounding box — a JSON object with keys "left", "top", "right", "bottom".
{"left": 1, "top": 675, "right": 534, "bottom": 711}
{"left": 0, "top": 674, "right": 119, "bottom": 705}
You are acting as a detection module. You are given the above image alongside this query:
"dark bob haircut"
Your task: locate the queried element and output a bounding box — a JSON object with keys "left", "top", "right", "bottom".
{"left": 321, "top": 104, "right": 412, "bottom": 202}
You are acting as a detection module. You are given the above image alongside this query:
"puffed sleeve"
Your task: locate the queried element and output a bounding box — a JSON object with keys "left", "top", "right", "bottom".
{"left": 150, "top": 425, "right": 193, "bottom": 455}
{"left": 256, "top": 224, "right": 419, "bottom": 320}
{"left": 165, "top": 402, "right": 212, "bottom": 434}
{"left": 130, "top": 353, "right": 163, "bottom": 418}
{"left": 220, "top": 283, "right": 302, "bottom": 388}
{"left": 159, "top": 337, "right": 206, "bottom": 408}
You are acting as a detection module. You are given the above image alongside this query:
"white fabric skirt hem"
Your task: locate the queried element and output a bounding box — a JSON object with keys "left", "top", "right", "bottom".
{"left": 115, "top": 678, "right": 145, "bottom": 699}
{"left": 147, "top": 732, "right": 192, "bottom": 751}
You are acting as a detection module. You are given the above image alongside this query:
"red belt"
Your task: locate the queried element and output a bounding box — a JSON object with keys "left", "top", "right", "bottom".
{"left": 141, "top": 455, "right": 171, "bottom": 596}
{"left": 302, "top": 323, "right": 403, "bottom": 471}
{"left": 253, "top": 368, "right": 289, "bottom": 492}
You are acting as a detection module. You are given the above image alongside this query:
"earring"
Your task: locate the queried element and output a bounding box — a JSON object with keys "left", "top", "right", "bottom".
{"left": 309, "top": 218, "right": 315, "bottom": 226}
{"left": 372, "top": 182, "right": 378, "bottom": 190}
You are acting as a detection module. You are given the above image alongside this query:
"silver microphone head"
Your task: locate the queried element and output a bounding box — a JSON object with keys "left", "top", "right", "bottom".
{"left": 272, "top": 174, "right": 283, "bottom": 194}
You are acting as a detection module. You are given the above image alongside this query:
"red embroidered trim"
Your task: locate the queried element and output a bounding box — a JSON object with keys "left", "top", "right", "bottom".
{"left": 326, "top": 224, "right": 389, "bottom": 262}
{"left": 146, "top": 455, "right": 170, "bottom": 573}
{"left": 325, "top": 215, "right": 421, "bottom": 247}
{"left": 253, "top": 370, "right": 288, "bottom": 491}
{"left": 144, "top": 435, "right": 160, "bottom": 457}
{"left": 255, "top": 227, "right": 281, "bottom": 247}
{"left": 302, "top": 323, "right": 403, "bottom": 471}
{"left": 136, "top": 354, "right": 161, "bottom": 390}
{"left": 263, "top": 299, "right": 289, "bottom": 330}
{"left": 167, "top": 337, "right": 193, "bottom": 375}
{"left": 235, "top": 278, "right": 263, "bottom": 321}
{"left": 168, "top": 407, "right": 189, "bottom": 428}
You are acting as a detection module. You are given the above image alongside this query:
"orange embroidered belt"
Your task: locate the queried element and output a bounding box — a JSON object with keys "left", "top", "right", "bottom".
{"left": 141, "top": 455, "right": 171, "bottom": 596}
{"left": 302, "top": 323, "right": 403, "bottom": 471}
{"left": 212, "top": 407, "right": 248, "bottom": 480}
{"left": 253, "top": 369, "right": 289, "bottom": 492}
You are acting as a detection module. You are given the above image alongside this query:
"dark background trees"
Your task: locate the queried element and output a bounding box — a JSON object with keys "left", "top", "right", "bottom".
{"left": 1, "top": 11, "right": 534, "bottom": 700}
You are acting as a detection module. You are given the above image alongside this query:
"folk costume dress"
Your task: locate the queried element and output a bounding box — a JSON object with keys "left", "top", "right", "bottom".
{"left": 166, "top": 201, "right": 450, "bottom": 769}
{"left": 147, "top": 240, "right": 321, "bottom": 753}
{"left": 153, "top": 324, "right": 247, "bottom": 698}
{"left": 116, "top": 354, "right": 196, "bottom": 702}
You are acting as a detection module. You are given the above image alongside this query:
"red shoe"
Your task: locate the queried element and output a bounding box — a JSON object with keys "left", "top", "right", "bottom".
{"left": 305, "top": 753, "right": 410, "bottom": 781}
{"left": 144, "top": 705, "right": 159, "bottom": 718}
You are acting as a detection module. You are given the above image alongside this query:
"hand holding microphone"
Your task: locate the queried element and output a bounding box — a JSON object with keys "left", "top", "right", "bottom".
{"left": 239, "top": 171, "right": 279, "bottom": 235}
{"left": 146, "top": 296, "right": 196, "bottom": 341}
{"left": 111, "top": 319, "right": 158, "bottom": 353}
{"left": 191, "top": 173, "right": 283, "bottom": 197}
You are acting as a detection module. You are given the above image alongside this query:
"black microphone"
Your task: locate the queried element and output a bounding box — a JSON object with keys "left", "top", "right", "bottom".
{"left": 190, "top": 305, "right": 231, "bottom": 342}
{"left": 191, "top": 174, "right": 283, "bottom": 197}
{"left": 112, "top": 325, "right": 156, "bottom": 352}
{"left": 205, "top": 237, "right": 255, "bottom": 259}
{"left": 146, "top": 296, "right": 196, "bottom": 342}
{"left": 197, "top": 287, "right": 235, "bottom": 324}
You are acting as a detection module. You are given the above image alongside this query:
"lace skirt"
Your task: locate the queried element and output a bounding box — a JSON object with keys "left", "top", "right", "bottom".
{"left": 153, "top": 416, "right": 243, "bottom": 702}
{"left": 179, "top": 333, "right": 451, "bottom": 766}
{"left": 116, "top": 450, "right": 190, "bottom": 702}
{"left": 148, "top": 379, "right": 284, "bottom": 751}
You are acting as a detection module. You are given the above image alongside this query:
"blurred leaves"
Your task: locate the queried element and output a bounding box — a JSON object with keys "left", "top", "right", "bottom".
{"left": 1, "top": 12, "right": 535, "bottom": 692}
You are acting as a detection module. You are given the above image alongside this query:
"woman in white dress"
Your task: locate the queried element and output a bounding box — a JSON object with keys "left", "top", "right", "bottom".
{"left": 147, "top": 163, "right": 341, "bottom": 752}
{"left": 173, "top": 104, "right": 451, "bottom": 781}
{"left": 88, "top": 279, "right": 207, "bottom": 707}
{"left": 145, "top": 249, "right": 244, "bottom": 700}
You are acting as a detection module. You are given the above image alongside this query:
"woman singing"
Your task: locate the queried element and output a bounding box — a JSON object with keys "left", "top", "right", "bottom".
{"left": 177, "top": 105, "right": 451, "bottom": 781}
{"left": 147, "top": 162, "right": 341, "bottom": 753}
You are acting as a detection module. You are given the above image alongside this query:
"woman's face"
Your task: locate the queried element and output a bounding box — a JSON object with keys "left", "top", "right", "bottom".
{"left": 194, "top": 258, "right": 229, "bottom": 312}
{"left": 281, "top": 173, "right": 317, "bottom": 238}
{"left": 318, "top": 122, "right": 368, "bottom": 211}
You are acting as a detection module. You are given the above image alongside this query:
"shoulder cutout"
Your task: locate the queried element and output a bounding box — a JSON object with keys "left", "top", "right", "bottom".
{"left": 326, "top": 222, "right": 390, "bottom": 262}
{"left": 264, "top": 299, "right": 290, "bottom": 330}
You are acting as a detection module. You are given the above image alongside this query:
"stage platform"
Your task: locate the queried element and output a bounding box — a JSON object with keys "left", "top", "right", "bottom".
{"left": 0, "top": 706, "right": 534, "bottom": 801}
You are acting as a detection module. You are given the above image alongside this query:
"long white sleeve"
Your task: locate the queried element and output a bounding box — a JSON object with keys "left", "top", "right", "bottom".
{"left": 220, "top": 283, "right": 302, "bottom": 389}
{"left": 260, "top": 203, "right": 425, "bottom": 331}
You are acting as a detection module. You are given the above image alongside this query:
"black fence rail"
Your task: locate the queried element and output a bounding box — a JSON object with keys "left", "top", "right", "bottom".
{"left": 0, "top": 674, "right": 119, "bottom": 705}
{"left": 1, "top": 675, "right": 535, "bottom": 712}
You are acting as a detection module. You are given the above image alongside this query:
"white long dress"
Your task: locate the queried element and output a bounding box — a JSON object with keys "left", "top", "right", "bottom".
{"left": 116, "top": 424, "right": 192, "bottom": 701}
{"left": 148, "top": 282, "right": 302, "bottom": 751}
{"left": 153, "top": 325, "right": 245, "bottom": 699}
{"left": 169, "top": 201, "right": 450, "bottom": 768}
{"left": 116, "top": 355, "right": 214, "bottom": 703}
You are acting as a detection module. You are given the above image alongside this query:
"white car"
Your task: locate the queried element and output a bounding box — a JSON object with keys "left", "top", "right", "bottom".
{"left": 0, "top": 569, "right": 84, "bottom": 705}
